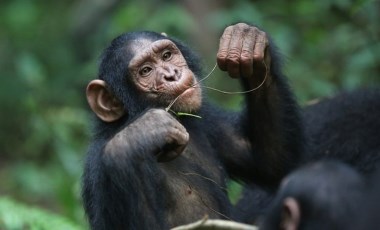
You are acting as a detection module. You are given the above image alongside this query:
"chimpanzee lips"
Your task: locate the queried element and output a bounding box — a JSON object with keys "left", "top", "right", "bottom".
{"left": 174, "top": 76, "right": 196, "bottom": 97}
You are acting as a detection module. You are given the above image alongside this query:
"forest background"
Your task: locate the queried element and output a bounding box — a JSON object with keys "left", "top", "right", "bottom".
{"left": 0, "top": 0, "right": 379, "bottom": 229}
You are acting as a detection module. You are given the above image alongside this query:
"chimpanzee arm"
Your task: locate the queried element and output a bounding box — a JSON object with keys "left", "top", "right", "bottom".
{"left": 82, "top": 109, "right": 188, "bottom": 230}
{"left": 216, "top": 23, "right": 304, "bottom": 187}
{"left": 240, "top": 48, "right": 303, "bottom": 186}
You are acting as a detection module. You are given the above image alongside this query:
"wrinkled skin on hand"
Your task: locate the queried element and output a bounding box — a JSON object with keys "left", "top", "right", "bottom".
{"left": 217, "top": 23, "right": 270, "bottom": 81}
{"left": 105, "top": 109, "right": 189, "bottom": 162}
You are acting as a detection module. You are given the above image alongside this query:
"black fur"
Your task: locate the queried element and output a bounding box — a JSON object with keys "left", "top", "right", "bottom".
{"left": 261, "top": 160, "right": 367, "bottom": 230}
{"left": 82, "top": 30, "right": 303, "bottom": 229}
{"left": 352, "top": 168, "right": 380, "bottom": 230}
{"left": 235, "top": 88, "right": 380, "bottom": 225}
{"left": 303, "top": 88, "right": 380, "bottom": 173}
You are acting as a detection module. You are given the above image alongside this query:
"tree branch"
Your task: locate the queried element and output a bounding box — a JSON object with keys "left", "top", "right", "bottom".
{"left": 171, "top": 216, "right": 258, "bottom": 230}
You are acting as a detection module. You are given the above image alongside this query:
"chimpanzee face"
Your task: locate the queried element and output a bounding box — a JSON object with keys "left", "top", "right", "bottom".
{"left": 86, "top": 38, "right": 202, "bottom": 122}
{"left": 128, "top": 39, "right": 202, "bottom": 113}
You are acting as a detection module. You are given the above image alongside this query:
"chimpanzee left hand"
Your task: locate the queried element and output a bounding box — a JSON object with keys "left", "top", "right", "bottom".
{"left": 216, "top": 23, "right": 270, "bottom": 79}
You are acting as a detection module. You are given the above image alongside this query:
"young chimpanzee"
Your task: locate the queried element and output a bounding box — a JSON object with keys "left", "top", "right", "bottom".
{"left": 234, "top": 88, "right": 380, "bottom": 225}
{"left": 352, "top": 168, "right": 380, "bottom": 230}
{"left": 260, "top": 160, "right": 367, "bottom": 230}
{"left": 82, "top": 23, "right": 303, "bottom": 229}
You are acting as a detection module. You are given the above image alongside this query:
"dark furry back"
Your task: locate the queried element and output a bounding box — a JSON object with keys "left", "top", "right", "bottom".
{"left": 303, "top": 88, "right": 380, "bottom": 174}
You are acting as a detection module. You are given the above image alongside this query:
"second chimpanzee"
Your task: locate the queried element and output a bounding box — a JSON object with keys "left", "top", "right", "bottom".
{"left": 260, "top": 160, "right": 367, "bottom": 230}
{"left": 234, "top": 88, "right": 380, "bottom": 225}
{"left": 82, "top": 23, "right": 303, "bottom": 229}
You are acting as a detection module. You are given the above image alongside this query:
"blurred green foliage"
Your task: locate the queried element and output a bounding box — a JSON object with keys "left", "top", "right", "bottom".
{"left": 0, "top": 197, "right": 84, "bottom": 230}
{"left": 0, "top": 0, "right": 379, "bottom": 228}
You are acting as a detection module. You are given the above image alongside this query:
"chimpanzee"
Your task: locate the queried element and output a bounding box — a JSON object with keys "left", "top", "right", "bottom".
{"left": 234, "top": 88, "right": 380, "bottom": 224}
{"left": 260, "top": 160, "right": 367, "bottom": 230}
{"left": 303, "top": 88, "right": 380, "bottom": 174}
{"left": 82, "top": 23, "right": 304, "bottom": 229}
{"left": 352, "top": 168, "right": 380, "bottom": 230}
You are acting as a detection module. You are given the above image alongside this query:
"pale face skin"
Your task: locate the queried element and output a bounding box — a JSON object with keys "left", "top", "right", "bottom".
{"left": 128, "top": 39, "right": 202, "bottom": 113}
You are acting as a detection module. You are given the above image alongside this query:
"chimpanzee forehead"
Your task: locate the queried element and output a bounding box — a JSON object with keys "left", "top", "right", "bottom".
{"left": 127, "top": 38, "right": 154, "bottom": 52}
{"left": 128, "top": 39, "right": 179, "bottom": 67}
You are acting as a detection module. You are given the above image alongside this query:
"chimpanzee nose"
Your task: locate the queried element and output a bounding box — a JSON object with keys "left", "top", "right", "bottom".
{"left": 162, "top": 67, "right": 180, "bottom": 82}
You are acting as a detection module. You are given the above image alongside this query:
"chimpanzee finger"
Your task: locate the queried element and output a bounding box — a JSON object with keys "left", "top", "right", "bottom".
{"left": 253, "top": 31, "right": 269, "bottom": 63}
{"left": 157, "top": 128, "right": 189, "bottom": 162}
{"left": 240, "top": 29, "right": 255, "bottom": 78}
{"left": 217, "top": 26, "right": 233, "bottom": 71}
{"left": 157, "top": 133, "right": 188, "bottom": 162}
{"left": 225, "top": 24, "right": 246, "bottom": 78}
{"left": 157, "top": 149, "right": 181, "bottom": 162}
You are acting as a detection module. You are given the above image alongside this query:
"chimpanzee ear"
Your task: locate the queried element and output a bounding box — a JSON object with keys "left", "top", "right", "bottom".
{"left": 280, "top": 197, "right": 300, "bottom": 230}
{"left": 86, "top": 80, "right": 125, "bottom": 122}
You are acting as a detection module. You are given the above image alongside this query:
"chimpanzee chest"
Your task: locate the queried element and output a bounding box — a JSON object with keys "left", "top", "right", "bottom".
{"left": 159, "top": 144, "right": 231, "bottom": 227}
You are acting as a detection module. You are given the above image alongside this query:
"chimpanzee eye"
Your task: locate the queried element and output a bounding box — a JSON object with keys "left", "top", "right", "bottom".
{"left": 162, "top": 51, "right": 172, "bottom": 61}
{"left": 139, "top": 66, "right": 152, "bottom": 76}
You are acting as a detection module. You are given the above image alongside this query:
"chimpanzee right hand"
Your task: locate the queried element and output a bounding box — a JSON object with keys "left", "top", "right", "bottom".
{"left": 104, "top": 109, "right": 189, "bottom": 162}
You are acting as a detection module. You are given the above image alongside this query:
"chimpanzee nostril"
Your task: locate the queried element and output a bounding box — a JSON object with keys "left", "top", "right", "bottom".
{"left": 163, "top": 67, "right": 180, "bottom": 81}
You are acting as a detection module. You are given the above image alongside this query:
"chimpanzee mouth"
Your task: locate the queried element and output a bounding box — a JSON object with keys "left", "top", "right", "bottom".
{"left": 171, "top": 75, "right": 197, "bottom": 97}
